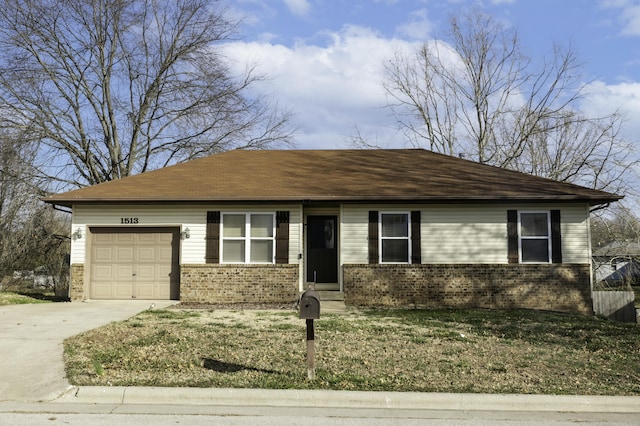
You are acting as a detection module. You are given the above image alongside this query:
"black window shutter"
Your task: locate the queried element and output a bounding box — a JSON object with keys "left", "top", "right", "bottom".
{"left": 368, "top": 211, "right": 379, "bottom": 264}
{"left": 551, "top": 210, "right": 562, "bottom": 264}
{"left": 411, "top": 210, "right": 421, "bottom": 264}
{"left": 507, "top": 210, "right": 519, "bottom": 264}
{"left": 205, "top": 211, "right": 220, "bottom": 264}
{"left": 275, "top": 211, "right": 290, "bottom": 264}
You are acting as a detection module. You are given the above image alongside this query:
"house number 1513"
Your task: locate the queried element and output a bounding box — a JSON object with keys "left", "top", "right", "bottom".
{"left": 120, "top": 217, "right": 139, "bottom": 224}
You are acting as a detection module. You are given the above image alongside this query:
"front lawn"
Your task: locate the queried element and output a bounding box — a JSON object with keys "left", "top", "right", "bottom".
{"left": 0, "top": 291, "right": 52, "bottom": 305}
{"left": 64, "top": 307, "right": 640, "bottom": 395}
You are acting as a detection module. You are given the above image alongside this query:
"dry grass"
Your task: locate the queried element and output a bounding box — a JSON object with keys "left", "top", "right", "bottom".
{"left": 0, "top": 291, "right": 52, "bottom": 305}
{"left": 64, "top": 307, "right": 640, "bottom": 395}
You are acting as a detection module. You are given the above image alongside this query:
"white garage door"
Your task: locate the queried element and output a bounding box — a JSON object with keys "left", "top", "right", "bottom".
{"left": 89, "top": 227, "right": 179, "bottom": 300}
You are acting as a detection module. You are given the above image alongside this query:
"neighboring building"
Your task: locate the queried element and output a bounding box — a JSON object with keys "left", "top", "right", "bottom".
{"left": 12, "top": 268, "right": 55, "bottom": 288}
{"left": 593, "top": 242, "right": 640, "bottom": 287}
{"left": 43, "top": 149, "right": 621, "bottom": 314}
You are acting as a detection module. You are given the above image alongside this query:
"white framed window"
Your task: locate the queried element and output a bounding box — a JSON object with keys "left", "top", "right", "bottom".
{"left": 221, "top": 213, "right": 275, "bottom": 264}
{"left": 379, "top": 212, "right": 411, "bottom": 263}
{"left": 518, "top": 211, "right": 551, "bottom": 263}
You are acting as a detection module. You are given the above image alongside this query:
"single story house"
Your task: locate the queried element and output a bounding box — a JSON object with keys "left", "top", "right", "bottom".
{"left": 43, "top": 149, "right": 622, "bottom": 314}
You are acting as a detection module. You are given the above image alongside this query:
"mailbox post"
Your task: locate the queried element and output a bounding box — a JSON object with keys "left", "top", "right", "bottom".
{"left": 299, "top": 289, "right": 320, "bottom": 380}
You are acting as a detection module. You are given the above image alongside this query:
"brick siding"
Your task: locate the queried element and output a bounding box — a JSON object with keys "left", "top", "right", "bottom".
{"left": 343, "top": 264, "right": 592, "bottom": 314}
{"left": 69, "top": 264, "right": 85, "bottom": 301}
{"left": 180, "top": 264, "right": 299, "bottom": 304}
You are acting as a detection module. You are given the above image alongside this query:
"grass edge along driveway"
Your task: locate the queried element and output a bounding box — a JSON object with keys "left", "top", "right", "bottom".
{"left": 64, "top": 307, "right": 640, "bottom": 395}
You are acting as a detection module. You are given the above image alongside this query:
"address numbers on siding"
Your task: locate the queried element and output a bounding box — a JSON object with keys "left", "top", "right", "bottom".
{"left": 120, "top": 217, "right": 140, "bottom": 224}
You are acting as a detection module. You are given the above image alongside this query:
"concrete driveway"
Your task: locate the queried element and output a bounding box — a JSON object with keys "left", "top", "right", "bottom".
{"left": 0, "top": 300, "right": 175, "bottom": 402}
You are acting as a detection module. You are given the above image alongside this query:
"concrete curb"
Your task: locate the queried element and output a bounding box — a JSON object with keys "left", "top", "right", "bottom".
{"left": 55, "top": 386, "right": 640, "bottom": 413}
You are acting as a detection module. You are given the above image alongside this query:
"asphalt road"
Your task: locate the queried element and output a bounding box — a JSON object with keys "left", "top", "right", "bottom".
{"left": 1, "top": 405, "right": 639, "bottom": 425}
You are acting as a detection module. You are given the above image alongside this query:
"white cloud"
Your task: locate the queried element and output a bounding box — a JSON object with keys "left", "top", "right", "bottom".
{"left": 582, "top": 80, "right": 640, "bottom": 143}
{"left": 601, "top": 0, "right": 640, "bottom": 35}
{"left": 221, "top": 25, "right": 422, "bottom": 149}
{"left": 282, "top": 0, "right": 311, "bottom": 17}
{"left": 396, "top": 8, "right": 434, "bottom": 40}
{"left": 622, "top": 5, "right": 640, "bottom": 35}
{"left": 221, "top": 20, "right": 640, "bottom": 153}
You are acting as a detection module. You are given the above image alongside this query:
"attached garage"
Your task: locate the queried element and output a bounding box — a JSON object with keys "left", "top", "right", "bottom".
{"left": 89, "top": 227, "right": 180, "bottom": 300}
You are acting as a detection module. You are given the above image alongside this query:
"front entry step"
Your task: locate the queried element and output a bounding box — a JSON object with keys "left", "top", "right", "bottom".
{"left": 322, "top": 300, "right": 348, "bottom": 314}
{"left": 298, "top": 291, "right": 348, "bottom": 314}
{"left": 316, "top": 291, "right": 344, "bottom": 301}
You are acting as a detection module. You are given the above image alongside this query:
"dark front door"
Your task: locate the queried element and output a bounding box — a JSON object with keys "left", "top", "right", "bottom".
{"left": 306, "top": 215, "right": 338, "bottom": 283}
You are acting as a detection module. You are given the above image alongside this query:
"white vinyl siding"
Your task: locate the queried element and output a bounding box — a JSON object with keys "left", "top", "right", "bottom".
{"left": 553, "top": 204, "right": 591, "bottom": 264}
{"left": 71, "top": 205, "right": 201, "bottom": 265}
{"left": 71, "top": 204, "right": 302, "bottom": 265}
{"left": 340, "top": 203, "right": 591, "bottom": 264}
{"left": 340, "top": 206, "right": 370, "bottom": 264}
{"left": 72, "top": 202, "right": 590, "bottom": 268}
{"left": 422, "top": 205, "right": 508, "bottom": 264}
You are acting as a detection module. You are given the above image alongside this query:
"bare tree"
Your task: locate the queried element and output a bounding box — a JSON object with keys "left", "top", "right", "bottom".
{"left": 0, "top": 130, "right": 42, "bottom": 250}
{"left": 380, "top": 9, "right": 636, "bottom": 192}
{"left": 592, "top": 205, "right": 640, "bottom": 248}
{"left": 0, "top": 130, "right": 70, "bottom": 294}
{"left": 509, "top": 110, "right": 633, "bottom": 193}
{"left": 0, "top": 0, "right": 293, "bottom": 187}
{"left": 0, "top": 134, "right": 33, "bottom": 241}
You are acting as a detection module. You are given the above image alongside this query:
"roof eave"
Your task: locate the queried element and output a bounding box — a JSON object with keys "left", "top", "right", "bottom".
{"left": 42, "top": 194, "right": 622, "bottom": 208}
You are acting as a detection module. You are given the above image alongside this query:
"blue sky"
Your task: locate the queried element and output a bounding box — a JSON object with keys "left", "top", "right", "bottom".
{"left": 222, "top": 0, "right": 640, "bottom": 151}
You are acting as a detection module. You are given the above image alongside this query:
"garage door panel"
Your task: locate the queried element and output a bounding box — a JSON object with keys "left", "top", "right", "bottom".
{"left": 93, "top": 233, "right": 115, "bottom": 244}
{"left": 156, "top": 284, "right": 170, "bottom": 299}
{"left": 157, "top": 233, "right": 173, "bottom": 243}
{"left": 115, "top": 233, "right": 135, "bottom": 244}
{"left": 137, "top": 246, "right": 156, "bottom": 262}
{"left": 158, "top": 246, "right": 173, "bottom": 262}
{"left": 89, "top": 227, "right": 178, "bottom": 300}
{"left": 92, "top": 283, "right": 114, "bottom": 299}
{"left": 114, "top": 282, "right": 134, "bottom": 299}
{"left": 92, "top": 265, "right": 114, "bottom": 281}
{"left": 136, "top": 282, "right": 168, "bottom": 299}
{"left": 157, "top": 264, "right": 172, "bottom": 278}
{"left": 136, "top": 265, "right": 156, "bottom": 281}
{"left": 93, "top": 247, "right": 114, "bottom": 262}
{"left": 91, "top": 279, "right": 133, "bottom": 299}
{"left": 137, "top": 233, "right": 158, "bottom": 244}
{"left": 115, "top": 265, "right": 135, "bottom": 280}
{"left": 115, "top": 247, "right": 134, "bottom": 262}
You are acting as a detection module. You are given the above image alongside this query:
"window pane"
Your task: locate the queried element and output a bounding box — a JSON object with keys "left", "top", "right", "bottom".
{"left": 251, "top": 214, "right": 273, "bottom": 237}
{"left": 382, "top": 239, "right": 409, "bottom": 263}
{"left": 521, "top": 239, "right": 549, "bottom": 262}
{"left": 308, "top": 218, "right": 335, "bottom": 249}
{"left": 381, "top": 214, "right": 408, "bottom": 237}
{"left": 223, "top": 214, "right": 245, "bottom": 237}
{"left": 222, "top": 240, "right": 245, "bottom": 262}
{"left": 251, "top": 240, "right": 273, "bottom": 263}
{"left": 521, "top": 213, "right": 548, "bottom": 237}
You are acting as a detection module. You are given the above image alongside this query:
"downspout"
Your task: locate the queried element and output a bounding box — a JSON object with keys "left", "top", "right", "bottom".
{"left": 586, "top": 204, "right": 595, "bottom": 314}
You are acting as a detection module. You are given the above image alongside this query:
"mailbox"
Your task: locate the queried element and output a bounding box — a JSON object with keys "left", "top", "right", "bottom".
{"left": 299, "top": 289, "right": 321, "bottom": 319}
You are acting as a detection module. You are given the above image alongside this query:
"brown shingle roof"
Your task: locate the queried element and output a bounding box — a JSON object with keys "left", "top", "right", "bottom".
{"left": 43, "top": 149, "right": 622, "bottom": 207}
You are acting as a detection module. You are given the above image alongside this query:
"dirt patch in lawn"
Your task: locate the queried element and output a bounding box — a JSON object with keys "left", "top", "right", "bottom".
{"left": 64, "top": 307, "right": 640, "bottom": 395}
